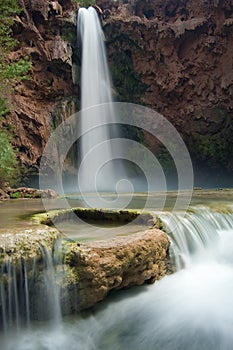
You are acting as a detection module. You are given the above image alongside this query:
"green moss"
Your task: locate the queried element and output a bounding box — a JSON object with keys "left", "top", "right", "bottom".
{"left": 60, "top": 23, "right": 77, "bottom": 45}
{"left": 105, "top": 32, "right": 147, "bottom": 103}
{"left": 191, "top": 133, "right": 230, "bottom": 166}
{"left": 155, "top": 218, "right": 166, "bottom": 231}
{"left": 24, "top": 192, "right": 37, "bottom": 198}
{"left": 52, "top": 263, "right": 80, "bottom": 289}
{"left": 10, "top": 191, "right": 21, "bottom": 198}
{"left": 110, "top": 55, "right": 147, "bottom": 103}
{"left": 32, "top": 207, "right": 154, "bottom": 235}
{"left": 188, "top": 108, "right": 233, "bottom": 168}
{"left": 63, "top": 241, "right": 83, "bottom": 265}
{"left": 0, "top": 227, "right": 60, "bottom": 264}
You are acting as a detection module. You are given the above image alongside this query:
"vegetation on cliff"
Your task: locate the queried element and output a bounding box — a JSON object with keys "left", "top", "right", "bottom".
{"left": 0, "top": 131, "right": 17, "bottom": 187}
{"left": 0, "top": 0, "right": 31, "bottom": 187}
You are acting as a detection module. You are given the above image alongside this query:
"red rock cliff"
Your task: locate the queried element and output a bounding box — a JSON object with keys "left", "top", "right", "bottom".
{"left": 4, "top": 0, "right": 78, "bottom": 180}
{"left": 102, "top": 0, "right": 233, "bottom": 182}
{"left": 4, "top": 0, "right": 233, "bottom": 185}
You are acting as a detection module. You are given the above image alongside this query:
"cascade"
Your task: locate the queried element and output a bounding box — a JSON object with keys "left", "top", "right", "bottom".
{"left": 160, "top": 209, "right": 233, "bottom": 269}
{"left": 1, "top": 208, "right": 233, "bottom": 350}
{"left": 77, "top": 7, "right": 124, "bottom": 192}
{"left": 0, "top": 239, "right": 63, "bottom": 332}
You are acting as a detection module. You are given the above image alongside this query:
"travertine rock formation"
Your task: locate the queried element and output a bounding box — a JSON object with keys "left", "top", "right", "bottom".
{"left": 65, "top": 228, "right": 170, "bottom": 310}
{"left": 0, "top": 208, "right": 171, "bottom": 315}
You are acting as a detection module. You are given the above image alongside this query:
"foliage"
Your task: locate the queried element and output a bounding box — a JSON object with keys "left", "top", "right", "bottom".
{"left": 191, "top": 133, "right": 231, "bottom": 166}
{"left": 0, "top": 98, "right": 10, "bottom": 117}
{"left": 73, "top": 0, "right": 96, "bottom": 7}
{"left": 0, "top": 0, "right": 19, "bottom": 46}
{"left": 109, "top": 46, "right": 147, "bottom": 103}
{"left": 0, "top": 0, "right": 31, "bottom": 117}
{"left": 10, "top": 191, "right": 21, "bottom": 199}
{"left": 0, "top": 130, "right": 17, "bottom": 187}
{"left": 0, "top": 58, "right": 31, "bottom": 83}
{"left": 0, "top": 0, "right": 32, "bottom": 187}
{"left": 61, "top": 24, "right": 77, "bottom": 45}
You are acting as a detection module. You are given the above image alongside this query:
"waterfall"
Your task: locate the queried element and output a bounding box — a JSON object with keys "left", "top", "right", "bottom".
{"left": 77, "top": 7, "right": 123, "bottom": 192}
{"left": 159, "top": 209, "right": 233, "bottom": 269}
{"left": 0, "top": 239, "right": 63, "bottom": 332}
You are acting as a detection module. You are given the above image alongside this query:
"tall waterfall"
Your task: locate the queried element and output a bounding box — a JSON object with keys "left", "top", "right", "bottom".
{"left": 78, "top": 7, "right": 123, "bottom": 192}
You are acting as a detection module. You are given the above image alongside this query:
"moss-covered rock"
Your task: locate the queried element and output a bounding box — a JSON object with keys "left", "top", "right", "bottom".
{"left": 0, "top": 226, "right": 60, "bottom": 264}
{"left": 33, "top": 207, "right": 155, "bottom": 226}
{"left": 7, "top": 187, "right": 57, "bottom": 199}
{"left": 0, "top": 207, "right": 172, "bottom": 316}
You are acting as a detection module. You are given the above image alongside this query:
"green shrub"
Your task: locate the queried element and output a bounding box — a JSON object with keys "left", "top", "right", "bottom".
{"left": 0, "top": 1, "right": 32, "bottom": 188}
{"left": 0, "top": 130, "right": 17, "bottom": 187}
{"left": 10, "top": 191, "right": 21, "bottom": 199}
{"left": 73, "top": 0, "right": 96, "bottom": 8}
{"left": 0, "top": 0, "right": 31, "bottom": 117}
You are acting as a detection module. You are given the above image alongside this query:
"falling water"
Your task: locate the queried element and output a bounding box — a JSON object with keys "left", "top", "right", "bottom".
{"left": 78, "top": 7, "right": 123, "bottom": 192}
{"left": 2, "top": 208, "right": 233, "bottom": 350}
{"left": 160, "top": 209, "right": 233, "bottom": 269}
{"left": 0, "top": 239, "right": 63, "bottom": 333}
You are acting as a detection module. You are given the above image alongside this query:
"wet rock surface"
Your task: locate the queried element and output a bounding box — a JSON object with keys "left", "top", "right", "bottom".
{"left": 0, "top": 226, "right": 60, "bottom": 263}
{"left": 64, "top": 228, "right": 170, "bottom": 310}
{"left": 30, "top": 207, "right": 171, "bottom": 312}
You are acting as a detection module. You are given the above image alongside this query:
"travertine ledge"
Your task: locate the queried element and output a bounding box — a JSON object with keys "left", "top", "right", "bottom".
{"left": 64, "top": 227, "right": 170, "bottom": 310}
{"left": 0, "top": 208, "right": 171, "bottom": 315}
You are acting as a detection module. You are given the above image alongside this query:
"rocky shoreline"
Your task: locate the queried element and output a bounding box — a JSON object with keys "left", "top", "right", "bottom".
{"left": 0, "top": 186, "right": 57, "bottom": 200}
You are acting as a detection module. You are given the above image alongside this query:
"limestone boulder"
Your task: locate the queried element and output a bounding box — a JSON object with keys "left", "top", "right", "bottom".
{"left": 65, "top": 228, "right": 170, "bottom": 310}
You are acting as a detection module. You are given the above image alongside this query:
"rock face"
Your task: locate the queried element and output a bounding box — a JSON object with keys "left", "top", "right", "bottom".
{"left": 0, "top": 189, "right": 9, "bottom": 201}
{"left": 102, "top": 0, "right": 233, "bottom": 178}
{"left": 4, "top": 0, "right": 78, "bottom": 178}
{"left": 64, "top": 228, "right": 170, "bottom": 310}
{"left": 0, "top": 186, "right": 57, "bottom": 200}
{"left": 4, "top": 0, "right": 233, "bottom": 182}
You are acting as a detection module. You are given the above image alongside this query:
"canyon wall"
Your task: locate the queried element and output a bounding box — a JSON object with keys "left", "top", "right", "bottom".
{"left": 4, "top": 0, "right": 78, "bottom": 182}
{"left": 103, "top": 0, "right": 233, "bottom": 184}
{"left": 4, "top": 0, "right": 233, "bottom": 185}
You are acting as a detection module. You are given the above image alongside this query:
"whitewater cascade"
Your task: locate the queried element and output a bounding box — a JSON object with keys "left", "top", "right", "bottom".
{"left": 0, "top": 240, "right": 63, "bottom": 332}
{"left": 78, "top": 7, "right": 123, "bottom": 192}
{"left": 160, "top": 209, "right": 233, "bottom": 269}
{"left": 1, "top": 208, "right": 233, "bottom": 350}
